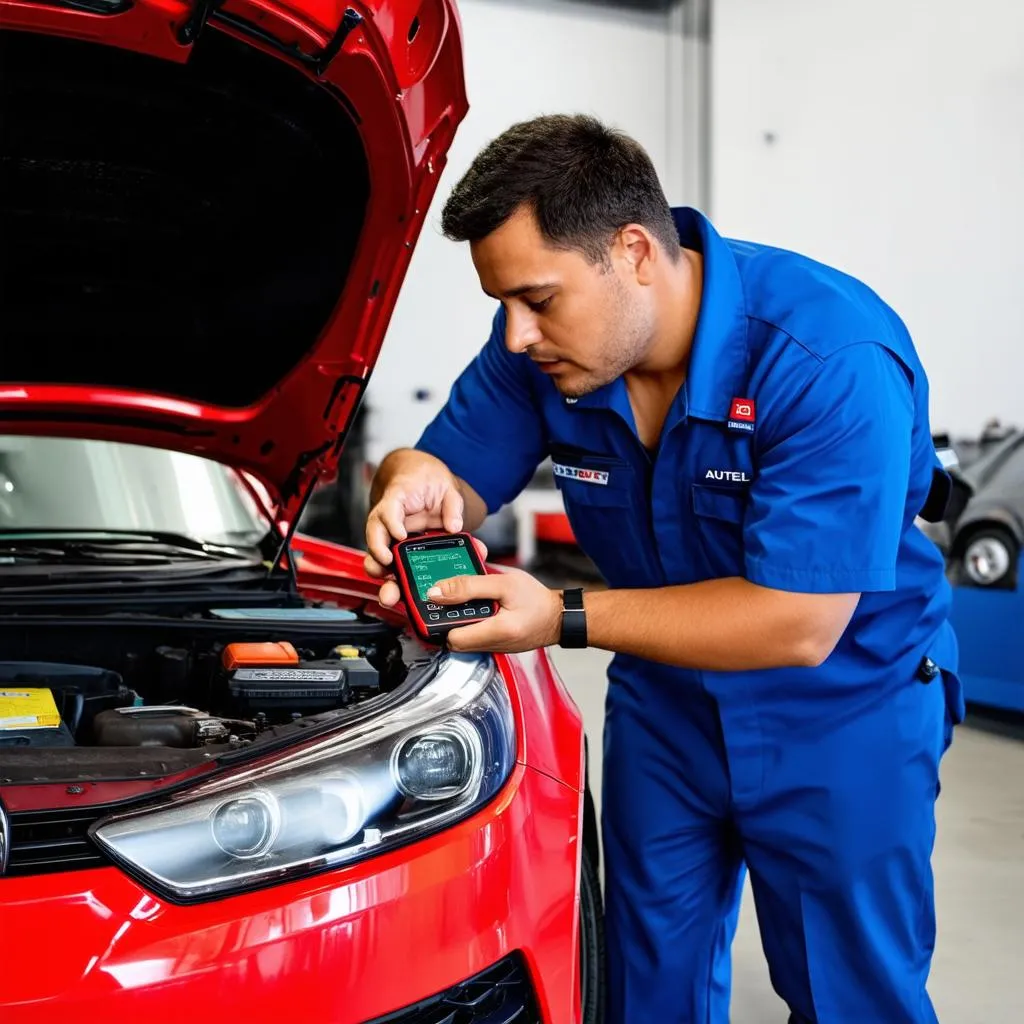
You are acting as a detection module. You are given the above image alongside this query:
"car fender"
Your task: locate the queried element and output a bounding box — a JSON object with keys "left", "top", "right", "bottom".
{"left": 953, "top": 508, "right": 1024, "bottom": 553}
{"left": 498, "top": 651, "right": 586, "bottom": 795}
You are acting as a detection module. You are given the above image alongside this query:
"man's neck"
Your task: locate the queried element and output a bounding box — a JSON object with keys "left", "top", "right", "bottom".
{"left": 623, "top": 247, "right": 703, "bottom": 450}
{"left": 630, "top": 246, "right": 703, "bottom": 382}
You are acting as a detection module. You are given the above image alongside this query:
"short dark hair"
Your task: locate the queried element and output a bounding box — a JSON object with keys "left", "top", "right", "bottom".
{"left": 440, "top": 113, "right": 680, "bottom": 264}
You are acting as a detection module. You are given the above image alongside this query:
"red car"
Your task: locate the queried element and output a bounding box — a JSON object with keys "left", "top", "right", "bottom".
{"left": 0, "top": 3, "right": 604, "bottom": 1021}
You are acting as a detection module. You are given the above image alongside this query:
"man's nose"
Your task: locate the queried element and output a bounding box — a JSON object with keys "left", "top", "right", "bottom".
{"left": 504, "top": 309, "right": 542, "bottom": 354}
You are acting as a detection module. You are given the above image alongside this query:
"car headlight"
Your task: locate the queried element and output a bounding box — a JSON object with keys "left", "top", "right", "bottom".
{"left": 90, "top": 653, "right": 515, "bottom": 903}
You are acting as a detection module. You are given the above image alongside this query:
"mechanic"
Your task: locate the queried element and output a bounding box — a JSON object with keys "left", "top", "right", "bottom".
{"left": 363, "top": 114, "right": 963, "bottom": 1024}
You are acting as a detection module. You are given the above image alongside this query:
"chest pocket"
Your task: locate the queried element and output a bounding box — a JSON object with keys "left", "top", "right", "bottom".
{"left": 689, "top": 483, "right": 748, "bottom": 579}
{"left": 550, "top": 444, "right": 654, "bottom": 586}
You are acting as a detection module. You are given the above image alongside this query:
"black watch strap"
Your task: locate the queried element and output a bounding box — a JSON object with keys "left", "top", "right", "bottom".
{"left": 558, "top": 588, "right": 588, "bottom": 649}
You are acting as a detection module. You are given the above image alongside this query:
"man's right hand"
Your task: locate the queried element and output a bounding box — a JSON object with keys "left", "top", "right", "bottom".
{"left": 363, "top": 449, "right": 484, "bottom": 607}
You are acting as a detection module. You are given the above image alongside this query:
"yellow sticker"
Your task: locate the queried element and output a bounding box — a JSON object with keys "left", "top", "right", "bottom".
{"left": 0, "top": 687, "right": 62, "bottom": 730}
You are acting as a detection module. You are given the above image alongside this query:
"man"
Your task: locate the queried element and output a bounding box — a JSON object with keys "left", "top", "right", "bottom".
{"left": 363, "top": 114, "right": 963, "bottom": 1023}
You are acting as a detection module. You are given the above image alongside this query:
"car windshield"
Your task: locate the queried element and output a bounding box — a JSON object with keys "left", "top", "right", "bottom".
{"left": 0, "top": 435, "right": 271, "bottom": 547}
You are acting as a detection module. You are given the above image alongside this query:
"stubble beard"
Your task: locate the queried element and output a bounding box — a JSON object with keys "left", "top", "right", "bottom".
{"left": 553, "top": 287, "right": 654, "bottom": 399}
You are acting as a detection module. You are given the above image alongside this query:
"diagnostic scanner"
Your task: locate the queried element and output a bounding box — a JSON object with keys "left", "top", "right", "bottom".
{"left": 391, "top": 531, "right": 497, "bottom": 644}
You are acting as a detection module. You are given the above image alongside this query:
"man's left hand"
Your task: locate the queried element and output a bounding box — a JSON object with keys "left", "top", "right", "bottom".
{"left": 426, "top": 568, "right": 562, "bottom": 654}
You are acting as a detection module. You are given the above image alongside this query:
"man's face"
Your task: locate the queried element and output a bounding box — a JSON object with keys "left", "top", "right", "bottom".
{"left": 469, "top": 205, "right": 658, "bottom": 397}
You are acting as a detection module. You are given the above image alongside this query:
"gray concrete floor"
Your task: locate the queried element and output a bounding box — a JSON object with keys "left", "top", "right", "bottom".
{"left": 548, "top": 646, "right": 1024, "bottom": 1023}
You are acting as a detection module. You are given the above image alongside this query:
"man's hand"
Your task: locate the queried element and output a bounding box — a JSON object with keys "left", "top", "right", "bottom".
{"left": 426, "top": 567, "right": 562, "bottom": 654}
{"left": 363, "top": 448, "right": 487, "bottom": 608}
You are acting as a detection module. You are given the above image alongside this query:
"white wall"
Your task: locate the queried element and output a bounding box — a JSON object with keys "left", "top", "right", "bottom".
{"left": 365, "top": 0, "right": 687, "bottom": 463}
{"left": 710, "top": 0, "right": 1024, "bottom": 438}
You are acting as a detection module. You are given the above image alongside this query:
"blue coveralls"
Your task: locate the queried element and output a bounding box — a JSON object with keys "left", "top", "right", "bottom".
{"left": 416, "top": 207, "right": 963, "bottom": 1023}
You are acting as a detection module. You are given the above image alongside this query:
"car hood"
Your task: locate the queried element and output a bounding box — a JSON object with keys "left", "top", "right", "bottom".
{"left": 0, "top": 0, "right": 467, "bottom": 523}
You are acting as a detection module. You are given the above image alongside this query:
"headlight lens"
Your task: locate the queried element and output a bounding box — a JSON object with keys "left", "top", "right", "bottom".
{"left": 91, "top": 654, "right": 515, "bottom": 902}
{"left": 211, "top": 793, "right": 281, "bottom": 859}
{"left": 392, "top": 721, "right": 480, "bottom": 801}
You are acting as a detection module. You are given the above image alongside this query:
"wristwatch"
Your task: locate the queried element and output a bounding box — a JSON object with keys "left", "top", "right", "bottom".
{"left": 558, "top": 588, "right": 588, "bottom": 649}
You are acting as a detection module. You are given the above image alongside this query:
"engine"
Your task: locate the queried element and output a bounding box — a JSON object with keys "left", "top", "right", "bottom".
{"left": 0, "top": 624, "right": 398, "bottom": 756}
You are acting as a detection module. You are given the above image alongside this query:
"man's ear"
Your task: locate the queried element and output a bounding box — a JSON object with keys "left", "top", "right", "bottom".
{"left": 616, "top": 224, "right": 657, "bottom": 285}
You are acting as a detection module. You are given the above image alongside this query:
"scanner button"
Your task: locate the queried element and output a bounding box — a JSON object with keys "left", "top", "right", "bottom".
{"left": 446, "top": 611, "right": 460, "bottom": 619}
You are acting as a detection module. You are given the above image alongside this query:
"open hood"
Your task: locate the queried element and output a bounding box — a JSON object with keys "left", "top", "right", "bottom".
{"left": 0, "top": 0, "right": 467, "bottom": 523}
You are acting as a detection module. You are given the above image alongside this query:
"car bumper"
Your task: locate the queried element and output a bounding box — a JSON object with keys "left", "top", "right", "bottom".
{"left": 0, "top": 763, "right": 583, "bottom": 1024}
{"left": 950, "top": 553, "right": 1024, "bottom": 712}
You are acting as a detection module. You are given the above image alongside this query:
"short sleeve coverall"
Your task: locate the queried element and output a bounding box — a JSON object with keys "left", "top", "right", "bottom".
{"left": 416, "top": 207, "right": 963, "bottom": 1024}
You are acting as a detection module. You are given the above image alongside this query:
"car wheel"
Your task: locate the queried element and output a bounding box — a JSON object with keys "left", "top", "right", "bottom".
{"left": 962, "top": 526, "right": 1019, "bottom": 587}
{"left": 579, "top": 844, "right": 606, "bottom": 1024}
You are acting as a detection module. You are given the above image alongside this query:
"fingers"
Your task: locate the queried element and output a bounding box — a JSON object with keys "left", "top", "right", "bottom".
{"left": 427, "top": 573, "right": 505, "bottom": 605}
{"left": 471, "top": 537, "right": 489, "bottom": 563}
{"left": 377, "top": 579, "right": 401, "bottom": 608}
{"left": 440, "top": 487, "right": 465, "bottom": 533}
{"left": 444, "top": 620, "right": 500, "bottom": 653}
{"left": 365, "top": 509, "right": 399, "bottom": 567}
{"left": 366, "top": 489, "right": 465, "bottom": 567}
{"left": 363, "top": 552, "right": 390, "bottom": 580}
{"left": 366, "top": 489, "right": 422, "bottom": 566}
{"left": 362, "top": 550, "right": 400, "bottom": 603}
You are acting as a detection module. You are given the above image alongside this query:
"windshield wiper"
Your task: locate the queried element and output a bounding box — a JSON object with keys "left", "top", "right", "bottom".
{"left": 0, "top": 529, "right": 259, "bottom": 565}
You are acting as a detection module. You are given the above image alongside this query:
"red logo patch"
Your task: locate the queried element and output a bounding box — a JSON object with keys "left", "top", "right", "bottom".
{"left": 729, "top": 398, "right": 756, "bottom": 422}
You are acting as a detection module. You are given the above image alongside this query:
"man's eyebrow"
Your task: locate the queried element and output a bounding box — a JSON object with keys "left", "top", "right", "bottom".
{"left": 482, "top": 282, "right": 558, "bottom": 300}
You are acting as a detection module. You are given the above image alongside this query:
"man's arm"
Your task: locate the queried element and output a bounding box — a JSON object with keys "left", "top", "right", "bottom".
{"left": 426, "top": 571, "right": 858, "bottom": 667}
{"left": 581, "top": 579, "right": 858, "bottom": 671}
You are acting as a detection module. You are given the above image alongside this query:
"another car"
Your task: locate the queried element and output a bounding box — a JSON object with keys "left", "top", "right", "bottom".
{"left": 920, "top": 424, "right": 1023, "bottom": 713}
{"left": 929, "top": 419, "right": 1024, "bottom": 589}
{"left": 0, "top": 5, "right": 603, "bottom": 1022}
{"left": 938, "top": 425, "right": 1023, "bottom": 591}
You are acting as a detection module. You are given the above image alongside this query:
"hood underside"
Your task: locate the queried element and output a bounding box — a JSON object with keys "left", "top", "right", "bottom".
{"left": 3, "top": 29, "right": 368, "bottom": 407}
{"left": 0, "top": 0, "right": 467, "bottom": 519}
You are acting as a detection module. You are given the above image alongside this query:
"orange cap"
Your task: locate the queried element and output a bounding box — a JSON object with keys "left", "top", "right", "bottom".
{"left": 221, "top": 641, "right": 299, "bottom": 671}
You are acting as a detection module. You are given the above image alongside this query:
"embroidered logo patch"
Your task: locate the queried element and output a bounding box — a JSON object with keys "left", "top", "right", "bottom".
{"left": 553, "top": 463, "right": 609, "bottom": 485}
{"left": 727, "top": 397, "right": 756, "bottom": 434}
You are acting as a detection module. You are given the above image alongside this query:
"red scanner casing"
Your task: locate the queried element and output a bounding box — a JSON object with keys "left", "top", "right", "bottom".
{"left": 390, "top": 531, "right": 498, "bottom": 645}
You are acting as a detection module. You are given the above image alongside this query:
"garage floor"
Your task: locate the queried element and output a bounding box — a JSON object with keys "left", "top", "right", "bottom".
{"left": 548, "top": 646, "right": 1024, "bottom": 1024}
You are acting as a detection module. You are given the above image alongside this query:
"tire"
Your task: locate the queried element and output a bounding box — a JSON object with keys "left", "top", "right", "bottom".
{"left": 579, "top": 843, "right": 606, "bottom": 1024}
{"left": 960, "top": 526, "right": 1019, "bottom": 588}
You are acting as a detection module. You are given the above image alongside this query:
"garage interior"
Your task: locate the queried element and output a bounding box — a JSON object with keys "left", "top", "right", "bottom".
{"left": 1, "top": 0, "right": 1021, "bottom": 1020}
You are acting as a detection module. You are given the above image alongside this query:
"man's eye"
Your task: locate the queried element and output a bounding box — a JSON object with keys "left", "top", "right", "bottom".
{"left": 528, "top": 297, "right": 552, "bottom": 313}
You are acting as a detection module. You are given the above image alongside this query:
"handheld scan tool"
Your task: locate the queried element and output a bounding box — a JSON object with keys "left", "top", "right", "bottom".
{"left": 391, "top": 531, "right": 497, "bottom": 644}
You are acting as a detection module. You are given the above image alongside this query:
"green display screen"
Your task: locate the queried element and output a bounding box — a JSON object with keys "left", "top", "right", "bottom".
{"left": 405, "top": 543, "right": 479, "bottom": 601}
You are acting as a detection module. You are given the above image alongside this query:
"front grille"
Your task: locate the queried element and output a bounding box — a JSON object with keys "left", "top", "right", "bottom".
{"left": 366, "top": 954, "right": 542, "bottom": 1024}
{"left": 5, "top": 807, "right": 107, "bottom": 876}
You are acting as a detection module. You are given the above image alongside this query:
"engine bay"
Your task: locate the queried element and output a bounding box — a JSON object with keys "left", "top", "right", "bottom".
{"left": 0, "top": 601, "right": 422, "bottom": 784}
